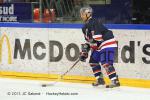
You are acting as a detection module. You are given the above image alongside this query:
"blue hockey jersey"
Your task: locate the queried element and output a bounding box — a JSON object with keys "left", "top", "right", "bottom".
{"left": 82, "top": 18, "right": 117, "bottom": 50}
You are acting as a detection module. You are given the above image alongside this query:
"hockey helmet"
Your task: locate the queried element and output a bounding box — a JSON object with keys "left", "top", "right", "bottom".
{"left": 80, "top": 6, "right": 93, "bottom": 15}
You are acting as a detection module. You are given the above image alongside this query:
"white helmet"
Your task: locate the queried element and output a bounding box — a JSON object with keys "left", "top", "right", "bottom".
{"left": 80, "top": 6, "right": 93, "bottom": 15}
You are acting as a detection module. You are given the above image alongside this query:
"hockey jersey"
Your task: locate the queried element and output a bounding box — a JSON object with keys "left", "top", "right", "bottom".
{"left": 82, "top": 18, "right": 117, "bottom": 51}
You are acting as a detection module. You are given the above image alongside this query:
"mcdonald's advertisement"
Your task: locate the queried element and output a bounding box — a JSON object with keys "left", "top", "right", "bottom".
{"left": 0, "top": 26, "right": 150, "bottom": 80}
{"left": 0, "top": 3, "right": 32, "bottom": 22}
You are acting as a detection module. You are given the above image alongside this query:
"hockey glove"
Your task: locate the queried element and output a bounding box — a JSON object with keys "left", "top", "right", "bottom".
{"left": 81, "top": 43, "right": 90, "bottom": 52}
{"left": 79, "top": 43, "right": 90, "bottom": 62}
{"left": 89, "top": 39, "right": 103, "bottom": 50}
{"left": 79, "top": 52, "right": 88, "bottom": 62}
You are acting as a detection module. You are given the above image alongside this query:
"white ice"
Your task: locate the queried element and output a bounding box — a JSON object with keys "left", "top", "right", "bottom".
{"left": 0, "top": 78, "right": 150, "bottom": 100}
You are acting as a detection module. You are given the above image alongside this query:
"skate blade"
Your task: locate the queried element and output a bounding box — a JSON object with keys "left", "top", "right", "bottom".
{"left": 92, "top": 85, "right": 106, "bottom": 88}
{"left": 106, "top": 84, "right": 120, "bottom": 88}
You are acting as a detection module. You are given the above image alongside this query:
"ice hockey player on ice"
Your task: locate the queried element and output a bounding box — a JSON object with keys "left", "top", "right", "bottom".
{"left": 79, "top": 6, "right": 120, "bottom": 88}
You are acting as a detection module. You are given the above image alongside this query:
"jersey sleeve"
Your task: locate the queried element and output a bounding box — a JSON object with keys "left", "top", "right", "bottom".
{"left": 89, "top": 19, "right": 114, "bottom": 41}
{"left": 82, "top": 25, "right": 89, "bottom": 41}
{"left": 89, "top": 20, "right": 103, "bottom": 42}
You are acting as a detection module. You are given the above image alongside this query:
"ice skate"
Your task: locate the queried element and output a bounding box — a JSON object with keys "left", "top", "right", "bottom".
{"left": 106, "top": 77, "right": 120, "bottom": 88}
{"left": 92, "top": 78, "right": 105, "bottom": 86}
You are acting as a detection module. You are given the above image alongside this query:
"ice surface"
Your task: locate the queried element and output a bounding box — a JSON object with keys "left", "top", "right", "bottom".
{"left": 0, "top": 78, "right": 150, "bottom": 100}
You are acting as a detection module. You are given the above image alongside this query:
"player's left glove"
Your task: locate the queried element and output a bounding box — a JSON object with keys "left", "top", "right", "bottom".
{"left": 89, "top": 39, "right": 103, "bottom": 50}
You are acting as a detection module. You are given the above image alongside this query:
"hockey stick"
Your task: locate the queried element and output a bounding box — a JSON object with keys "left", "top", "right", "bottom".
{"left": 42, "top": 59, "right": 80, "bottom": 87}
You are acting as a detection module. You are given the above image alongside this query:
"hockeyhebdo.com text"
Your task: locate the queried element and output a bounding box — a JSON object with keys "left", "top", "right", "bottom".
{"left": 46, "top": 92, "right": 79, "bottom": 96}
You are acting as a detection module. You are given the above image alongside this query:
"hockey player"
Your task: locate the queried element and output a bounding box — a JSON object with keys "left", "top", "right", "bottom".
{"left": 79, "top": 6, "right": 120, "bottom": 88}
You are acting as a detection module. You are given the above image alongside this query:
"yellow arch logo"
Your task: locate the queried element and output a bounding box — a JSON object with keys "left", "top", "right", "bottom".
{"left": 0, "top": 34, "right": 12, "bottom": 64}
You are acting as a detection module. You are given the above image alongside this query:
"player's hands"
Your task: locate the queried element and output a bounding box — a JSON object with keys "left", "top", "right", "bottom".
{"left": 90, "top": 43, "right": 98, "bottom": 50}
{"left": 79, "top": 52, "right": 88, "bottom": 62}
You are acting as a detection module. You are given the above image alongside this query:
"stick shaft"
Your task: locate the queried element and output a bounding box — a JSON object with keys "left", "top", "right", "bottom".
{"left": 42, "top": 59, "right": 80, "bottom": 87}
{"left": 61, "top": 59, "right": 80, "bottom": 78}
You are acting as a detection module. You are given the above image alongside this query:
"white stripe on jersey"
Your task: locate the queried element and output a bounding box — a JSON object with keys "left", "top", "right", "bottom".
{"left": 97, "top": 44, "right": 117, "bottom": 51}
{"left": 92, "top": 35, "right": 103, "bottom": 41}
{"left": 97, "top": 38, "right": 117, "bottom": 51}
{"left": 100, "top": 38, "right": 116, "bottom": 46}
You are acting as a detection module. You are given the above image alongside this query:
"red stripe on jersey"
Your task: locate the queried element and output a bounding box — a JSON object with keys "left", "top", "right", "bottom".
{"left": 99, "top": 41, "right": 117, "bottom": 49}
{"left": 94, "top": 37, "right": 103, "bottom": 41}
{"left": 90, "top": 45, "right": 98, "bottom": 50}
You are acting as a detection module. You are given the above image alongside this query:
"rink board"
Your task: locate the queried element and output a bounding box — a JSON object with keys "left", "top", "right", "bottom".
{"left": 0, "top": 23, "right": 150, "bottom": 88}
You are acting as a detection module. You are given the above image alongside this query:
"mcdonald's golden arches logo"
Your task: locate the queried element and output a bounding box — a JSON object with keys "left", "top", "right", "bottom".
{"left": 0, "top": 34, "right": 12, "bottom": 64}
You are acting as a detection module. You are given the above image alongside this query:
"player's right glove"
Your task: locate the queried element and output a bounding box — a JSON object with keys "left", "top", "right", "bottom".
{"left": 79, "top": 43, "right": 90, "bottom": 62}
{"left": 79, "top": 52, "right": 88, "bottom": 62}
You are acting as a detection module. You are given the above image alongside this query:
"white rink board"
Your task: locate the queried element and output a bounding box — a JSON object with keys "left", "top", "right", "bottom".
{"left": 0, "top": 27, "right": 150, "bottom": 80}
{"left": 0, "top": 27, "right": 49, "bottom": 73}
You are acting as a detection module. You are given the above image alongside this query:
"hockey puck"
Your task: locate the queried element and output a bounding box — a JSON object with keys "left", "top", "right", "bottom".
{"left": 42, "top": 84, "right": 47, "bottom": 87}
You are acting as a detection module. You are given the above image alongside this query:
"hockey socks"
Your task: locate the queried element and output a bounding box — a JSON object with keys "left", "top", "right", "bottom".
{"left": 90, "top": 63, "right": 106, "bottom": 86}
{"left": 102, "top": 64, "right": 120, "bottom": 88}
